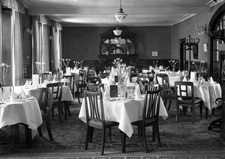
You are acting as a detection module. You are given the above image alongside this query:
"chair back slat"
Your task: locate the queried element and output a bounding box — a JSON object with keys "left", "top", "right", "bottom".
{"left": 46, "top": 82, "right": 63, "bottom": 102}
{"left": 86, "top": 83, "right": 104, "bottom": 92}
{"left": 84, "top": 90, "right": 105, "bottom": 123}
{"left": 142, "top": 88, "right": 161, "bottom": 121}
{"left": 175, "top": 81, "right": 194, "bottom": 103}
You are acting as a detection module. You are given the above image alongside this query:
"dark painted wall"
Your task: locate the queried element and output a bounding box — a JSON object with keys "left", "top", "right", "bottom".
{"left": 62, "top": 26, "right": 171, "bottom": 61}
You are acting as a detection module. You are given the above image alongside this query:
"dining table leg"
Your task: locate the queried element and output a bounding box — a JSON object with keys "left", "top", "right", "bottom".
{"left": 120, "top": 130, "right": 126, "bottom": 153}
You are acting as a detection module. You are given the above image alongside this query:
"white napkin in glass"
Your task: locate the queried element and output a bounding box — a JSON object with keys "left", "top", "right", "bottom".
{"left": 210, "top": 76, "right": 215, "bottom": 84}
{"left": 182, "top": 76, "right": 188, "bottom": 81}
{"left": 20, "top": 89, "right": 28, "bottom": 99}
{"left": 103, "top": 86, "right": 110, "bottom": 100}
{"left": 134, "top": 84, "right": 142, "bottom": 100}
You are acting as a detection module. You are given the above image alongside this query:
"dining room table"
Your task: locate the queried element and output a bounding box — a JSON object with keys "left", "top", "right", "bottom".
{"left": 16, "top": 81, "right": 75, "bottom": 121}
{"left": 192, "top": 81, "right": 222, "bottom": 117}
{"left": 0, "top": 87, "right": 42, "bottom": 146}
{"left": 78, "top": 87, "right": 168, "bottom": 153}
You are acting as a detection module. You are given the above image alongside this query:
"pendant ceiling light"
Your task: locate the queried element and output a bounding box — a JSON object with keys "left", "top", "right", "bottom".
{"left": 113, "top": 22, "right": 122, "bottom": 36}
{"left": 115, "top": 0, "right": 127, "bottom": 22}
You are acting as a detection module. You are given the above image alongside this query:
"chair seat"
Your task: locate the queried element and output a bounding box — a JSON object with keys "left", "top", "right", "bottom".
{"left": 178, "top": 97, "right": 203, "bottom": 106}
{"left": 132, "top": 118, "right": 157, "bottom": 126}
{"left": 89, "top": 119, "right": 118, "bottom": 128}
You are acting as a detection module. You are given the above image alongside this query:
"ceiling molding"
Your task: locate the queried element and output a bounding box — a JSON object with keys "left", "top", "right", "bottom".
{"left": 170, "top": 14, "right": 197, "bottom": 26}
{"left": 28, "top": 7, "right": 210, "bottom": 15}
{"left": 206, "top": 0, "right": 224, "bottom": 7}
{"left": 22, "top": 0, "right": 32, "bottom": 9}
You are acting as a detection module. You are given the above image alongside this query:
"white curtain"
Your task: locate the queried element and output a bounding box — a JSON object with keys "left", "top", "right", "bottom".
{"left": 11, "top": 10, "right": 23, "bottom": 86}
{"left": 52, "top": 25, "right": 63, "bottom": 71}
{"left": 32, "top": 16, "right": 50, "bottom": 74}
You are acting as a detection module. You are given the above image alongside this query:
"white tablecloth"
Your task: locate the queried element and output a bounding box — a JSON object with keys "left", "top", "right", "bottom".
{"left": 79, "top": 96, "right": 168, "bottom": 138}
{"left": 194, "top": 83, "right": 222, "bottom": 110}
{"left": 20, "top": 85, "right": 74, "bottom": 102}
{"left": 0, "top": 97, "right": 42, "bottom": 138}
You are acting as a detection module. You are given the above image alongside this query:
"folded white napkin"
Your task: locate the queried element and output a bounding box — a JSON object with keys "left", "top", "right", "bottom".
{"left": 210, "top": 76, "right": 215, "bottom": 84}
{"left": 134, "top": 84, "right": 142, "bottom": 100}
{"left": 182, "top": 76, "right": 188, "bottom": 81}
{"left": 32, "top": 74, "right": 39, "bottom": 86}
{"left": 103, "top": 86, "right": 110, "bottom": 100}
{"left": 20, "top": 89, "right": 28, "bottom": 99}
{"left": 10, "top": 92, "right": 17, "bottom": 102}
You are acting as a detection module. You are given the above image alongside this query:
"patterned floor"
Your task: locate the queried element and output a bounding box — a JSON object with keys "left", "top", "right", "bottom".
{"left": 0, "top": 100, "right": 225, "bottom": 158}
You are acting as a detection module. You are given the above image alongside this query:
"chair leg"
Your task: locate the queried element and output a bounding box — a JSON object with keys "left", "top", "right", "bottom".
{"left": 101, "top": 129, "right": 106, "bottom": 155}
{"left": 152, "top": 125, "right": 156, "bottom": 142}
{"left": 58, "top": 104, "right": 63, "bottom": 123}
{"left": 200, "top": 103, "right": 203, "bottom": 120}
{"left": 192, "top": 106, "right": 195, "bottom": 124}
{"left": 167, "top": 100, "right": 172, "bottom": 111}
{"left": 52, "top": 109, "right": 55, "bottom": 120}
{"left": 37, "top": 126, "right": 43, "bottom": 137}
{"left": 108, "top": 127, "right": 112, "bottom": 142}
{"left": 89, "top": 127, "right": 94, "bottom": 143}
{"left": 25, "top": 125, "right": 32, "bottom": 148}
{"left": 85, "top": 126, "right": 89, "bottom": 150}
{"left": 155, "top": 123, "right": 161, "bottom": 147}
{"left": 205, "top": 107, "right": 208, "bottom": 119}
{"left": 46, "top": 121, "right": 53, "bottom": 141}
{"left": 176, "top": 103, "right": 179, "bottom": 122}
{"left": 142, "top": 127, "right": 148, "bottom": 153}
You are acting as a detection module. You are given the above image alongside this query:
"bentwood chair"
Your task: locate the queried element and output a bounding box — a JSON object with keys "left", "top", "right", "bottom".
{"left": 155, "top": 73, "right": 176, "bottom": 111}
{"left": 174, "top": 81, "right": 203, "bottom": 123}
{"left": 37, "top": 88, "right": 54, "bottom": 141}
{"left": 131, "top": 88, "right": 162, "bottom": 153}
{"left": 46, "top": 82, "right": 64, "bottom": 123}
{"left": 83, "top": 90, "right": 118, "bottom": 155}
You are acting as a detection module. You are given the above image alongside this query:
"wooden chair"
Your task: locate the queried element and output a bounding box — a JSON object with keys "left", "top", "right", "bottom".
{"left": 174, "top": 81, "right": 203, "bottom": 123}
{"left": 46, "top": 82, "right": 64, "bottom": 123}
{"left": 155, "top": 73, "right": 176, "bottom": 111}
{"left": 208, "top": 98, "right": 222, "bottom": 132}
{"left": 144, "top": 83, "right": 160, "bottom": 91}
{"left": 86, "top": 76, "right": 102, "bottom": 84}
{"left": 76, "top": 69, "right": 87, "bottom": 103}
{"left": 86, "top": 82, "right": 104, "bottom": 92}
{"left": 131, "top": 88, "right": 162, "bottom": 153}
{"left": 37, "top": 88, "right": 54, "bottom": 141}
{"left": 98, "top": 72, "right": 109, "bottom": 79}
{"left": 62, "top": 74, "right": 76, "bottom": 97}
{"left": 83, "top": 90, "right": 118, "bottom": 155}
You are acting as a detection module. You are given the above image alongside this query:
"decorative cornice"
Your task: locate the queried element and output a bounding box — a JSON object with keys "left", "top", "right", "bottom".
{"left": 170, "top": 13, "right": 197, "bottom": 26}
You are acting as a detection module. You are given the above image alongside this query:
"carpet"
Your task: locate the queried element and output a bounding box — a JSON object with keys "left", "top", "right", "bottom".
{"left": 0, "top": 100, "right": 225, "bottom": 159}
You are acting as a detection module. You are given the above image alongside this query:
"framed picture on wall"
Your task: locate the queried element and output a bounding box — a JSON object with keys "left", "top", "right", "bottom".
{"left": 152, "top": 51, "right": 158, "bottom": 56}
{"left": 192, "top": 44, "right": 198, "bottom": 59}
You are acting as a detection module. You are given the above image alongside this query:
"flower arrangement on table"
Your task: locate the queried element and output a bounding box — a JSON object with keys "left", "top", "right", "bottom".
{"left": 112, "top": 58, "right": 131, "bottom": 85}
{"left": 73, "top": 60, "right": 83, "bottom": 69}
{"left": 192, "top": 61, "right": 206, "bottom": 76}
{"left": 35, "top": 61, "right": 45, "bottom": 74}
{"left": 62, "top": 59, "right": 71, "bottom": 68}
{"left": 169, "top": 59, "right": 178, "bottom": 71}
{"left": 153, "top": 60, "right": 158, "bottom": 68}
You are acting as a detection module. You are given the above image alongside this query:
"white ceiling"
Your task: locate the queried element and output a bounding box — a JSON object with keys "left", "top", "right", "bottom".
{"left": 22, "top": 0, "right": 224, "bottom": 27}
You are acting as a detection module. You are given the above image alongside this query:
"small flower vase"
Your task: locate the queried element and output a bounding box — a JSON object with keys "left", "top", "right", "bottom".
{"left": 172, "top": 65, "right": 175, "bottom": 72}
